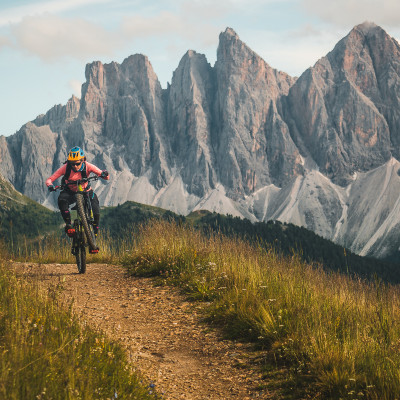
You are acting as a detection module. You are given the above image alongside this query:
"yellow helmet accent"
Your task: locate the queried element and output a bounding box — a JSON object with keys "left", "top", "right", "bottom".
{"left": 67, "top": 146, "right": 85, "bottom": 161}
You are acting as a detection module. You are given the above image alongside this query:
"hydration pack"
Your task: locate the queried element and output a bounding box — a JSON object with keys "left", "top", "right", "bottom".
{"left": 61, "top": 161, "right": 87, "bottom": 188}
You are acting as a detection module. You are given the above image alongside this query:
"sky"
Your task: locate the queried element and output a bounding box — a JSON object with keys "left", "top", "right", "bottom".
{"left": 1, "top": 0, "right": 400, "bottom": 137}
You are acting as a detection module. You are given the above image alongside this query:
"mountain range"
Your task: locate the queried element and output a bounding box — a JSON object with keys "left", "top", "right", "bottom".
{"left": 1, "top": 21, "right": 400, "bottom": 259}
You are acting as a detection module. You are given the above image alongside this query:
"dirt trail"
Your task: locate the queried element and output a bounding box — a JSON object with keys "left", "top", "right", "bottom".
{"left": 14, "top": 262, "right": 273, "bottom": 400}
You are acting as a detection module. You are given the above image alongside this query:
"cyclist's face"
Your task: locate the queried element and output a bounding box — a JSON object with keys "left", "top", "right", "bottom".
{"left": 71, "top": 160, "right": 83, "bottom": 170}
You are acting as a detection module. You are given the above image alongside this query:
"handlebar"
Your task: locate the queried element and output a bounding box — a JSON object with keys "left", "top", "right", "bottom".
{"left": 54, "top": 175, "right": 99, "bottom": 191}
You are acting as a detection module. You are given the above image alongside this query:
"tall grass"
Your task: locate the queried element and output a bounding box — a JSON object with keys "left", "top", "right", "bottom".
{"left": 121, "top": 220, "right": 400, "bottom": 400}
{"left": 0, "top": 260, "right": 158, "bottom": 399}
{"left": 9, "top": 229, "right": 136, "bottom": 265}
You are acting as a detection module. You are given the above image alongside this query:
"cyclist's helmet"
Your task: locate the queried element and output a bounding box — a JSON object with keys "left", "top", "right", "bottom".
{"left": 67, "top": 146, "right": 85, "bottom": 162}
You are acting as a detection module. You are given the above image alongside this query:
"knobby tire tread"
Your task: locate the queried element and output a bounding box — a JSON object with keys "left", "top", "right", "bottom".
{"left": 76, "top": 194, "right": 97, "bottom": 250}
{"left": 73, "top": 220, "right": 86, "bottom": 273}
{"left": 78, "top": 244, "right": 86, "bottom": 274}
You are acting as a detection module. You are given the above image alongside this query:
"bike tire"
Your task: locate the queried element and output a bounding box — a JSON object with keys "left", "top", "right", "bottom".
{"left": 73, "top": 220, "right": 87, "bottom": 274}
{"left": 76, "top": 245, "right": 86, "bottom": 274}
{"left": 76, "top": 194, "right": 97, "bottom": 250}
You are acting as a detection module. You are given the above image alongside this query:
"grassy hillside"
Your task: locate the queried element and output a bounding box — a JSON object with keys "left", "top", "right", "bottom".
{"left": 122, "top": 220, "right": 400, "bottom": 400}
{"left": 0, "top": 255, "right": 158, "bottom": 398}
{"left": 188, "top": 210, "right": 400, "bottom": 284}
{"left": 0, "top": 174, "right": 60, "bottom": 242}
{"left": 4, "top": 191, "right": 400, "bottom": 398}
{"left": 2, "top": 186, "right": 397, "bottom": 284}
{"left": 100, "top": 201, "right": 185, "bottom": 236}
{"left": 100, "top": 202, "right": 398, "bottom": 285}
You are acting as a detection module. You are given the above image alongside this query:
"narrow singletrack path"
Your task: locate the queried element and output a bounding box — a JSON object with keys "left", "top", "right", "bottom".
{"left": 14, "top": 262, "right": 274, "bottom": 400}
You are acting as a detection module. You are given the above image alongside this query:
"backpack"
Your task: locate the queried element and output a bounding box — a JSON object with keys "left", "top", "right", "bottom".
{"left": 61, "top": 161, "right": 88, "bottom": 189}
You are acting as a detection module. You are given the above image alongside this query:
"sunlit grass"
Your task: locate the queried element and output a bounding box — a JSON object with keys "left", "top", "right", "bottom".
{"left": 121, "top": 220, "right": 400, "bottom": 400}
{"left": 9, "top": 229, "right": 135, "bottom": 265}
{"left": 0, "top": 258, "right": 158, "bottom": 399}
{"left": 8, "top": 218, "right": 400, "bottom": 399}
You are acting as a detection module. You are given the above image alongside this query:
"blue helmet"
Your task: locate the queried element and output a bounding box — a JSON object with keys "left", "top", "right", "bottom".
{"left": 67, "top": 146, "right": 85, "bottom": 162}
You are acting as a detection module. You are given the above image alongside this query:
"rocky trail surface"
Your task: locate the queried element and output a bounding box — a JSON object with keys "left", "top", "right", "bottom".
{"left": 14, "top": 262, "right": 274, "bottom": 399}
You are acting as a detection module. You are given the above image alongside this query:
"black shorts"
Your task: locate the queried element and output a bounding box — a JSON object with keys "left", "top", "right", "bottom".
{"left": 58, "top": 189, "right": 100, "bottom": 218}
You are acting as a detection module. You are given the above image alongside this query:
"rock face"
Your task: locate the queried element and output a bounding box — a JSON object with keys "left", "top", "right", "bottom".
{"left": 284, "top": 22, "right": 399, "bottom": 186}
{"left": 213, "top": 28, "right": 299, "bottom": 198}
{"left": 2, "top": 22, "right": 400, "bottom": 259}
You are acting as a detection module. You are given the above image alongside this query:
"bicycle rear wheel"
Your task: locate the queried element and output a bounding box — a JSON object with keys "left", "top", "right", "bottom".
{"left": 76, "top": 194, "right": 97, "bottom": 250}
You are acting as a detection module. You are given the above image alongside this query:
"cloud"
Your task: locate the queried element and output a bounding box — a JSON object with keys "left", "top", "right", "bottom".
{"left": 0, "top": 35, "right": 11, "bottom": 49}
{"left": 68, "top": 79, "right": 83, "bottom": 97}
{"left": 243, "top": 26, "right": 347, "bottom": 77}
{"left": 121, "top": 0, "right": 290, "bottom": 49}
{"left": 301, "top": 0, "right": 400, "bottom": 27}
{"left": 11, "top": 14, "right": 122, "bottom": 62}
{"left": 0, "top": 0, "right": 113, "bottom": 27}
{"left": 5, "top": 1, "right": 223, "bottom": 64}
{"left": 121, "top": 8, "right": 221, "bottom": 48}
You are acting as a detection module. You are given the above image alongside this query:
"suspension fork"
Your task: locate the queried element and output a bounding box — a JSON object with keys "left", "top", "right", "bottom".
{"left": 76, "top": 184, "right": 94, "bottom": 222}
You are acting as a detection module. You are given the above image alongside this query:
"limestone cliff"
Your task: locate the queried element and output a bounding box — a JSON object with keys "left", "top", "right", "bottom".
{"left": 2, "top": 22, "right": 400, "bottom": 259}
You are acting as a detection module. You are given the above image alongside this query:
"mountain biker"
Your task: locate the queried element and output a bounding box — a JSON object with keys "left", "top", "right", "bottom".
{"left": 46, "top": 146, "right": 109, "bottom": 238}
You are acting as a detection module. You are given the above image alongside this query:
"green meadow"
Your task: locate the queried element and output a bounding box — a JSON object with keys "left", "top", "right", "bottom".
{"left": 3, "top": 219, "right": 400, "bottom": 399}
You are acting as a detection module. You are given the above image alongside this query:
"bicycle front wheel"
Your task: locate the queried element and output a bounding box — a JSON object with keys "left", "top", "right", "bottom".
{"left": 76, "top": 194, "right": 97, "bottom": 250}
{"left": 76, "top": 244, "right": 87, "bottom": 274}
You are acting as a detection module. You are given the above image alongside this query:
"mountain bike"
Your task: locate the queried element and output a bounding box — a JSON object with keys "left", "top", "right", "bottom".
{"left": 54, "top": 176, "right": 99, "bottom": 274}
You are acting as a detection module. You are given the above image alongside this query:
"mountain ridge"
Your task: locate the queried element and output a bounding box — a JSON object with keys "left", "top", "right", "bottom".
{"left": 1, "top": 22, "right": 400, "bottom": 259}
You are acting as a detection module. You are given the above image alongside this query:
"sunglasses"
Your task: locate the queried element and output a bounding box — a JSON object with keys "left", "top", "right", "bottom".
{"left": 70, "top": 161, "right": 83, "bottom": 166}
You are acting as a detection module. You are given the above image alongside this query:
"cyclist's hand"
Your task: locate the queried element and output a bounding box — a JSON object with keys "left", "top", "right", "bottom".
{"left": 100, "top": 170, "right": 109, "bottom": 179}
{"left": 48, "top": 185, "right": 56, "bottom": 192}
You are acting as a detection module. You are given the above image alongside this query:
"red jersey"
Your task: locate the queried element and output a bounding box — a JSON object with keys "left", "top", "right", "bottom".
{"left": 46, "top": 162, "right": 109, "bottom": 192}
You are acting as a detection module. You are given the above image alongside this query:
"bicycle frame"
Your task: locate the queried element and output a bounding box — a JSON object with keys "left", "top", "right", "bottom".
{"left": 75, "top": 181, "right": 95, "bottom": 228}
{"left": 55, "top": 175, "right": 99, "bottom": 273}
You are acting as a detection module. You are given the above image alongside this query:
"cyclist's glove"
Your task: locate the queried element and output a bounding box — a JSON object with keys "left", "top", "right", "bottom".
{"left": 100, "top": 170, "right": 109, "bottom": 179}
{"left": 48, "top": 185, "right": 55, "bottom": 192}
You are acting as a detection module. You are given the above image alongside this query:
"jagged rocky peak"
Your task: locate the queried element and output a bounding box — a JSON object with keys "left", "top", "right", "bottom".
{"left": 286, "top": 21, "right": 399, "bottom": 186}
{"left": 171, "top": 50, "right": 212, "bottom": 96}
{"left": 216, "top": 26, "right": 294, "bottom": 96}
{"left": 176, "top": 50, "right": 210, "bottom": 69}
{"left": 85, "top": 60, "right": 106, "bottom": 89}
{"left": 5, "top": 21, "right": 400, "bottom": 260}
{"left": 66, "top": 95, "right": 80, "bottom": 119}
{"left": 32, "top": 94, "right": 80, "bottom": 131}
{"left": 349, "top": 20, "right": 397, "bottom": 43}
{"left": 121, "top": 54, "right": 163, "bottom": 96}
{"left": 122, "top": 54, "right": 157, "bottom": 80}
{"left": 82, "top": 55, "right": 163, "bottom": 106}
{"left": 355, "top": 21, "right": 378, "bottom": 33}
{"left": 223, "top": 27, "right": 239, "bottom": 38}
{"left": 329, "top": 20, "right": 400, "bottom": 74}
{"left": 168, "top": 49, "right": 215, "bottom": 197}
{"left": 217, "top": 26, "right": 256, "bottom": 64}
